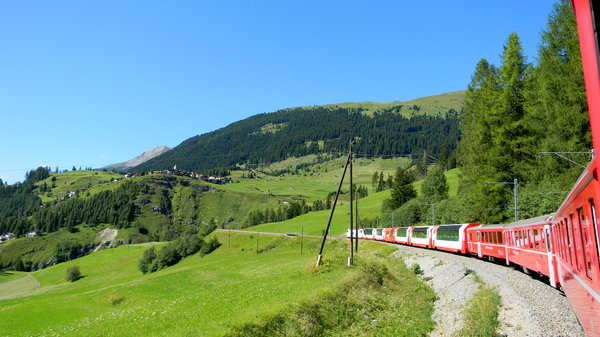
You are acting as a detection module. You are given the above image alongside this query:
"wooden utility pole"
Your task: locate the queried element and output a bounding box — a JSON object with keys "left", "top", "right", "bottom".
{"left": 355, "top": 192, "right": 359, "bottom": 252}
{"left": 316, "top": 141, "right": 353, "bottom": 267}
{"left": 349, "top": 141, "right": 354, "bottom": 266}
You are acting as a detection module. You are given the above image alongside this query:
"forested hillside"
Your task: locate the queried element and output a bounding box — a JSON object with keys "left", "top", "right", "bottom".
{"left": 134, "top": 103, "right": 461, "bottom": 173}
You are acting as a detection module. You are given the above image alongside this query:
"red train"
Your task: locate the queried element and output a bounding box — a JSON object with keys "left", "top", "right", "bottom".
{"left": 349, "top": 2, "right": 600, "bottom": 335}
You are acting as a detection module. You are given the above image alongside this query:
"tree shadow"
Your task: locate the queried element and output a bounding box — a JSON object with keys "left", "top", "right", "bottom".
{"left": 0, "top": 271, "right": 14, "bottom": 276}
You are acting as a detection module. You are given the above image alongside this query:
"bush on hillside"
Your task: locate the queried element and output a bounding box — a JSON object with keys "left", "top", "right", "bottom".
{"left": 138, "top": 235, "right": 221, "bottom": 274}
{"left": 66, "top": 266, "right": 82, "bottom": 282}
{"left": 138, "top": 246, "right": 157, "bottom": 274}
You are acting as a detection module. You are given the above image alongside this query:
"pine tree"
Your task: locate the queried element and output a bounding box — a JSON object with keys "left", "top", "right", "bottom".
{"left": 388, "top": 167, "right": 417, "bottom": 210}
{"left": 490, "top": 32, "right": 531, "bottom": 183}
{"left": 527, "top": 0, "right": 589, "bottom": 186}
{"left": 421, "top": 166, "right": 449, "bottom": 203}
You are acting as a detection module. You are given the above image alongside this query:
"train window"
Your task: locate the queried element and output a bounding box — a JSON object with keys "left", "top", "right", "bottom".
{"left": 437, "top": 225, "right": 461, "bottom": 241}
{"left": 533, "top": 229, "right": 540, "bottom": 250}
{"left": 571, "top": 214, "right": 582, "bottom": 271}
{"left": 590, "top": 199, "right": 600, "bottom": 278}
{"left": 559, "top": 222, "right": 566, "bottom": 259}
{"left": 577, "top": 208, "right": 592, "bottom": 279}
{"left": 364, "top": 228, "right": 373, "bottom": 236}
{"left": 528, "top": 230, "right": 533, "bottom": 249}
{"left": 396, "top": 227, "right": 408, "bottom": 238}
{"left": 412, "top": 227, "right": 428, "bottom": 239}
{"left": 567, "top": 216, "right": 576, "bottom": 267}
{"left": 497, "top": 232, "right": 503, "bottom": 244}
{"left": 563, "top": 220, "right": 571, "bottom": 263}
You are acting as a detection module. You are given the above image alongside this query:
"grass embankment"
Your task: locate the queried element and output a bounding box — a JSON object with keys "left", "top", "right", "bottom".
{"left": 456, "top": 273, "right": 501, "bottom": 337}
{"left": 226, "top": 251, "right": 436, "bottom": 337}
{"left": 0, "top": 232, "right": 436, "bottom": 336}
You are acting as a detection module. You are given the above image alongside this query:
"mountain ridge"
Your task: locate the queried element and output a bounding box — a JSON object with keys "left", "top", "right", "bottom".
{"left": 102, "top": 145, "right": 172, "bottom": 171}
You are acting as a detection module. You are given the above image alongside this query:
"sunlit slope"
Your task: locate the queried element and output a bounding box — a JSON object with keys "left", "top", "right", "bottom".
{"left": 245, "top": 168, "right": 461, "bottom": 236}
{"left": 0, "top": 234, "right": 357, "bottom": 337}
{"left": 326, "top": 90, "right": 465, "bottom": 117}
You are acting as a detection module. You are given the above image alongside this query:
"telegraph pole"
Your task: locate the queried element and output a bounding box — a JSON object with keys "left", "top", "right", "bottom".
{"left": 316, "top": 142, "right": 353, "bottom": 267}
{"left": 349, "top": 141, "right": 354, "bottom": 267}
{"left": 355, "top": 192, "right": 359, "bottom": 252}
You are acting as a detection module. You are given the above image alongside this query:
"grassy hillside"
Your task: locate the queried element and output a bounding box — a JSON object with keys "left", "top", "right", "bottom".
{"left": 0, "top": 232, "right": 435, "bottom": 337}
{"left": 1, "top": 157, "right": 457, "bottom": 272}
{"left": 134, "top": 92, "right": 461, "bottom": 173}
{"left": 324, "top": 90, "right": 465, "bottom": 117}
{"left": 36, "top": 170, "right": 123, "bottom": 203}
{"left": 244, "top": 167, "right": 461, "bottom": 236}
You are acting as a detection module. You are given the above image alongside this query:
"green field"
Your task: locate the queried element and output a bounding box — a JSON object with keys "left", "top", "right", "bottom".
{"left": 244, "top": 167, "right": 461, "bottom": 236}
{"left": 36, "top": 170, "right": 123, "bottom": 202}
{"left": 223, "top": 156, "right": 411, "bottom": 204}
{"left": 0, "top": 233, "right": 434, "bottom": 337}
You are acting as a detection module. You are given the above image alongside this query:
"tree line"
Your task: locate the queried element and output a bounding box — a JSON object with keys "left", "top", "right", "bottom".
{"left": 455, "top": 0, "right": 588, "bottom": 223}
{"left": 380, "top": 0, "right": 588, "bottom": 225}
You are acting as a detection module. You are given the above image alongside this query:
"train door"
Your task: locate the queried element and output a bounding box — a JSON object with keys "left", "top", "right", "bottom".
{"left": 477, "top": 231, "right": 482, "bottom": 258}
{"left": 590, "top": 199, "right": 600, "bottom": 284}
{"left": 577, "top": 207, "right": 594, "bottom": 282}
{"left": 545, "top": 225, "right": 557, "bottom": 288}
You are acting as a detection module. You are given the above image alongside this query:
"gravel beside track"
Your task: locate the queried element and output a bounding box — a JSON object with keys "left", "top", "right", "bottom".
{"left": 389, "top": 244, "right": 585, "bottom": 337}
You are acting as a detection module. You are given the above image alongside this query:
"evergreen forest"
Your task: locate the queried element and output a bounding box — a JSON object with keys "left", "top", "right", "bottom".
{"left": 383, "top": 0, "right": 590, "bottom": 225}
{"left": 134, "top": 105, "right": 460, "bottom": 173}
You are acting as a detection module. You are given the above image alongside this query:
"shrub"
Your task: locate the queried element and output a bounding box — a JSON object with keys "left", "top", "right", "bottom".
{"left": 66, "top": 266, "right": 82, "bottom": 282}
{"left": 199, "top": 236, "right": 221, "bottom": 257}
{"left": 139, "top": 246, "right": 157, "bottom": 274}
{"left": 411, "top": 263, "right": 423, "bottom": 275}
{"left": 138, "top": 234, "right": 220, "bottom": 274}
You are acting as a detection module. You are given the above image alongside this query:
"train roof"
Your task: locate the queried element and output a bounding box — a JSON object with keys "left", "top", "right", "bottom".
{"left": 468, "top": 223, "right": 505, "bottom": 230}
{"left": 505, "top": 214, "right": 554, "bottom": 228}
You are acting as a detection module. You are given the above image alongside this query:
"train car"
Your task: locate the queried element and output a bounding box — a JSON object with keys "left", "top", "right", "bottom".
{"left": 409, "top": 226, "right": 433, "bottom": 248}
{"left": 433, "top": 223, "right": 479, "bottom": 254}
{"left": 551, "top": 161, "right": 600, "bottom": 331}
{"left": 554, "top": 1, "right": 600, "bottom": 334}
{"left": 394, "top": 226, "right": 410, "bottom": 245}
{"left": 466, "top": 224, "right": 507, "bottom": 263}
{"left": 373, "top": 228, "right": 385, "bottom": 241}
{"left": 357, "top": 228, "right": 365, "bottom": 239}
{"left": 382, "top": 227, "right": 396, "bottom": 243}
{"left": 504, "top": 215, "right": 558, "bottom": 287}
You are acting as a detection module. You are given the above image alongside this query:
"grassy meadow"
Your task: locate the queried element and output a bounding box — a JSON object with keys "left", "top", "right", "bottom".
{"left": 0, "top": 232, "right": 435, "bottom": 337}
{"left": 321, "top": 90, "right": 465, "bottom": 117}
{"left": 244, "top": 167, "right": 461, "bottom": 236}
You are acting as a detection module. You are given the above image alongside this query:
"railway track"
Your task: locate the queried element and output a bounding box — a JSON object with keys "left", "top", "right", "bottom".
{"left": 389, "top": 243, "right": 585, "bottom": 337}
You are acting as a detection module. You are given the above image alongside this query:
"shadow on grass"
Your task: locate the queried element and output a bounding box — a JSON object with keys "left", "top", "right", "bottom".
{"left": 0, "top": 271, "right": 15, "bottom": 276}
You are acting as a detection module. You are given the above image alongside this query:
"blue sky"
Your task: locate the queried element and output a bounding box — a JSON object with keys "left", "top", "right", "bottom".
{"left": 0, "top": 1, "right": 556, "bottom": 184}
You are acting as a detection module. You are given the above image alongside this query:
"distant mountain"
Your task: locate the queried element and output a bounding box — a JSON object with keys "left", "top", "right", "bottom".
{"left": 134, "top": 91, "right": 464, "bottom": 173}
{"left": 103, "top": 146, "right": 172, "bottom": 171}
